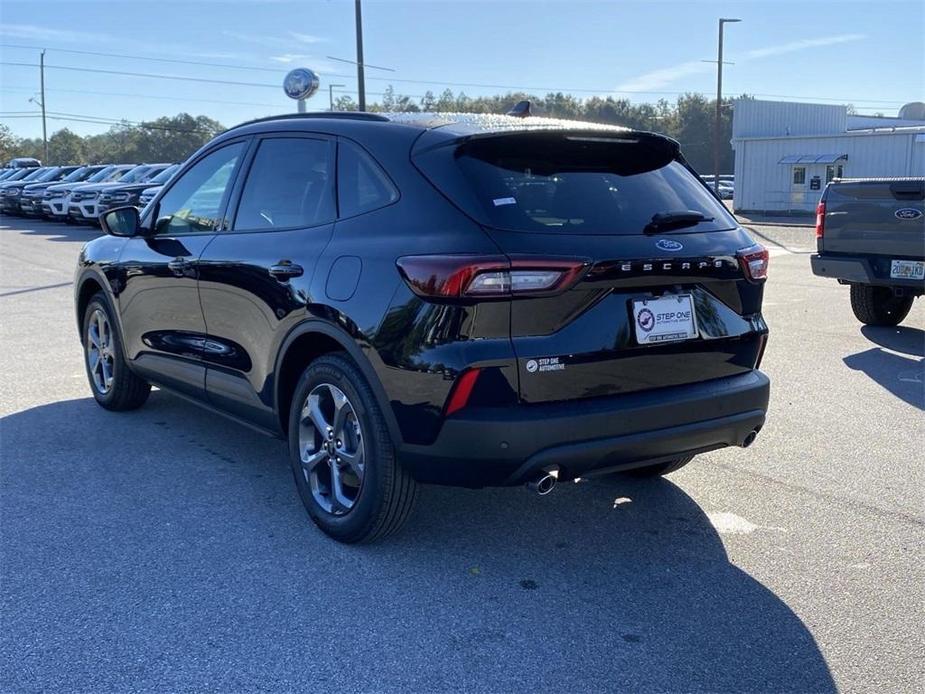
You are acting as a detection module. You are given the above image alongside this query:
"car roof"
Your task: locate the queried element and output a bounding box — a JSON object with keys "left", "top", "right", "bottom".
{"left": 222, "top": 110, "right": 642, "bottom": 140}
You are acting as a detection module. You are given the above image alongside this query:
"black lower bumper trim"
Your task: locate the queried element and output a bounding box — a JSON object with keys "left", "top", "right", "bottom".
{"left": 398, "top": 370, "right": 770, "bottom": 487}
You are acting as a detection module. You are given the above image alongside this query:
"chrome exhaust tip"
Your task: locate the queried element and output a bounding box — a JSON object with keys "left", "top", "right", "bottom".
{"left": 742, "top": 429, "right": 759, "bottom": 448}
{"left": 526, "top": 466, "right": 559, "bottom": 495}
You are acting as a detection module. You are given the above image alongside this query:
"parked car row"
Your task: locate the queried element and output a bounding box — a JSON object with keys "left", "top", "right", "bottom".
{"left": 0, "top": 162, "right": 179, "bottom": 224}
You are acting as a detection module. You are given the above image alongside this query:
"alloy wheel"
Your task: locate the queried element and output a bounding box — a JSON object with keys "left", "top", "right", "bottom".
{"left": 86, "top": 308, "right": 114, "bottom": 394}
{"left": 298, "top": 383, "right": 366, "bottom": 515}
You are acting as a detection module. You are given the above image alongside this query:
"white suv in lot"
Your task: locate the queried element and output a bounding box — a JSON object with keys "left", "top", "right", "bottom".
{"left": 69, "top": 164, "right": 167, "bottom": 223}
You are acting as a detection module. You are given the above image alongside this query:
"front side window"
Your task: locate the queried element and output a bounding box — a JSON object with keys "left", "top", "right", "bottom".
{"left": 792, "top": 167, "right": 806, "bottom": 185}
{"left": 234, "top": 137, "right": 334, "bottom": 230}
{"left": 154, "top": 142, "right": 244, "bottom": 235}
{"left": 338, "top": 140, "right": 398, "bottom": 217}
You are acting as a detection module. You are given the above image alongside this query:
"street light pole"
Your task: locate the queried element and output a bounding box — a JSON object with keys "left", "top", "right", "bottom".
{"left": 355, "top": 0, "right": 366, "bottom": 111}
{"left": 329, "top": 83, "right": 346, "bottom": 110}
{"left": 714, "top": 18, "right": 740, "bottom": 195}
{"left": 39, "top": 49, "right": 48, "bottom": 163}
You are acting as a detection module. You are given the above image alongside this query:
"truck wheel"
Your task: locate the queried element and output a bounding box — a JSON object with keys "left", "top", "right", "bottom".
{"left": 288, "top": 354, "right": 418, "bottom": 543}
{"left": 627, "top": 455, "right": 694, "bottom": 477}
{"left": 850, "top": 285, "right": 913, "bottom": 326}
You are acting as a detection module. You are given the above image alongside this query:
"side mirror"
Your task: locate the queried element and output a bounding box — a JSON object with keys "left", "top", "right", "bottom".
{"left": 100, "top": 206, "right": 141, "bottom": 237}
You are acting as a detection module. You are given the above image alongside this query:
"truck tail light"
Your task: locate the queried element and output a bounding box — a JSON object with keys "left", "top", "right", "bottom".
{"left": 815, "top": 201, "right": 826, "bottom": 239}
{"left": 737, "top": 244, "right": 769, "bottom": 281}
{"left": 396, "top": 255, "right": 589, "bottom": 299}
{"left": 444, "top": 369, "right": 480, "bottom": 415}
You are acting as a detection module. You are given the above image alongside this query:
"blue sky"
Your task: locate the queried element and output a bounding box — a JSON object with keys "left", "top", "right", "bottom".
{"left": 1, "top": 0, "right": 923, "bottom": 139}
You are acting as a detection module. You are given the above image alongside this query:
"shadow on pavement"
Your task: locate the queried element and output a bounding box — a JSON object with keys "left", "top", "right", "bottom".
{"left": 844, "top": 326, "right": 924, "bottom": 410}
{"left": 0, "top": 215, "right": 103, "bottom": 243}
{"left": 0, "top": 393, "right": 835, "bottom": 692}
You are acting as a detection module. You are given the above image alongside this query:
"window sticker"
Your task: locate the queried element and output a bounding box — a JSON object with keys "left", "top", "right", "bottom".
{"left": 492, "top": 197, "right": 516, "bottom": 207}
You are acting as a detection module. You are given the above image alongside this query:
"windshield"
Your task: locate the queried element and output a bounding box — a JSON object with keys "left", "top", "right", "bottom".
{"left": 417, "top": 133, "right": 736, "bottom": 235}
{"left": 35, "top": 167, "right": 65, "bottom": 182}
{"left": 116, "top": 166, "right": 152, "bottom": 183}
{"left": 19, "top": 168, "right": 48, "bottom": 182}
{"left": 140, "top": 165, "right": 169, "bottom": 182}
{"left": 149, "top": 165, "right": 179, "bottom": 184}
{"left": 86, "top": 166, "right": 116, "bottom": 183}
{"left": 61, "top": 167, "right": 90, "bottom": 183}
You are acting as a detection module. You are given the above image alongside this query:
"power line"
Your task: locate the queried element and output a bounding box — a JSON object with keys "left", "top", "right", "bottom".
{"left": 0, "top": 61, "right": 281, "bottom": 89}
{"left": 1, "top": 47, "right": 911, "bottom": 105}
{"left": 1, "top": 85, "right": 284, "bottom": 109}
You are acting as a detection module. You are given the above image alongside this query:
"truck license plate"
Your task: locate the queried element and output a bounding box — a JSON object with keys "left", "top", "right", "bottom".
{"left": 890, "top": 260, "right": 925, "bottom": 280}
{"left": 632, "top": 294, "right": 697, "bottom": 345}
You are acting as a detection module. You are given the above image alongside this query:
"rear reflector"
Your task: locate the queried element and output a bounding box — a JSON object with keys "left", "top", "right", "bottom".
{"left": 445, "top": 369, "right": 480, "bottom": 415}
{"left": 397, "top": 255, "right": 590, "bottom": 299}
{"left": 815, "top": 201, "right": 826, "bottom": 239}
{"left": 737, "top": 244, "right": 769, "bottom": 281}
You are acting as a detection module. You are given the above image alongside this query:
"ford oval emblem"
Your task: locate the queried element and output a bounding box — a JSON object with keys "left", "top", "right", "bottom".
{"left": 656, "top": 239, "right": 684, "bottom": 252}
{"left": 895, "top": 208, "right": 923, "bottom": 220}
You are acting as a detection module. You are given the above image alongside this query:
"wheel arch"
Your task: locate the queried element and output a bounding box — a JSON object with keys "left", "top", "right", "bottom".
{"left": 75, "top": 270, "right": 119, "bottom": 343}
{"left": 274, "top": 319, "right": 402, "bottom": 446}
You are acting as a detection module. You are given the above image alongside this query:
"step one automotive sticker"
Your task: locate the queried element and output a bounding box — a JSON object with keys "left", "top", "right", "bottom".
{"left": 525, "top": 357, "right": 565, "bottom": 373}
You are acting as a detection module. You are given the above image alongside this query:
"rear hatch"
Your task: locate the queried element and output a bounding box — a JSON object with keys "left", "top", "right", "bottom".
{"left": 821, "top": 178, "right": 925, "bottom": 258}
{"left": 413, "top": 129, "right": 767, "bottom": 404}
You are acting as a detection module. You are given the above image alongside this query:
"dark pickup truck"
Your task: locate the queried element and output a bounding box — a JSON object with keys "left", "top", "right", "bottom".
{"left": 811, "top": 177, "right": 924, "bottom": 326}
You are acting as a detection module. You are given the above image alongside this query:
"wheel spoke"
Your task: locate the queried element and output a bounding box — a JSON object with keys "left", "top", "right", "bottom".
{"left": 338, "top": 447, "right": 364, "bottom": 477}
{"left": 88, "top": 349, "right": 100, "bottom": 373}
{"left": 331, "top": 389, "right": 349, "bottom": 439}
{"left": 303, "top": 396, "right": 331, "bottom": 435}
{"left": 328, "top": 459, "right": 345, "bottom": 514}
{"left": 101, "top": 357, "right": 112, "bottom": 388}
{"left": 301, "top": 446, "right": 327, "bottom": 472}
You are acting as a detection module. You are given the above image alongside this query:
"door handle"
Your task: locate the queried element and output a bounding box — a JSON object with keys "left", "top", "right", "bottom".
{"left": 168, "top": 257, "right": 192, "bottom": 275}
{"left": 269, "top": 261, "right": 304, "bottom": 281}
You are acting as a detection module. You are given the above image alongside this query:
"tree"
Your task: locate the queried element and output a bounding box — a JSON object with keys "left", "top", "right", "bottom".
{"left": 48, "top": 128, "right": 85, "bottom": 164}
{"left": 0, "top": 124, "right": 18, "bottom": 162}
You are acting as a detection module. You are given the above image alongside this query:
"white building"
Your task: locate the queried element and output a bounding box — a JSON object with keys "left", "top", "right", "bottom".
{"left": 731, "top": 99, "right": 925, "bottom": 214}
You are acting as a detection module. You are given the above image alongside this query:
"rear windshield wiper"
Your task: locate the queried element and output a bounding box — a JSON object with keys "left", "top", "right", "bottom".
{"left": 644, "top": 210, "right": 713, "bottom": 234}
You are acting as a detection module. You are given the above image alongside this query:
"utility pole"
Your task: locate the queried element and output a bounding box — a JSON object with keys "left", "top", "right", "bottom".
{"left": 329, "top": 83, "right": 346, "bottom": 110}
{"left": 713, "top": 18, "right": 740, "bottom": 195}
{"left": 355, "top": 0, "right": 366, "bottom": 111}
{"left": 39, "top": 49, "right": 48, "bottom": 163}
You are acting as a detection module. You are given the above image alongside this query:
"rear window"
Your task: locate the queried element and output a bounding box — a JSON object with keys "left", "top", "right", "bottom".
{"left": 415, "top": 133, "right": 736, "bottom": 235}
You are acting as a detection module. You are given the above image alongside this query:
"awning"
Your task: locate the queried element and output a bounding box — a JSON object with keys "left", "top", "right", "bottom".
{"left": 778, "top": 154, "right": 848, "bottom": 164}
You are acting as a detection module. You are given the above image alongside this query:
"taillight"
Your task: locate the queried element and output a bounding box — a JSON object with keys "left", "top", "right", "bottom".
{"left": 444, "top": 368, "right": 480, "bottom": 415}
{"left": 396, "top": 255, "right": 590, "bottom": 299}
{"left": 815, "top": 201, "right": 826, "bottom": 239}
{"left": 737, "top": 244, "right": 769, "bottom": 281}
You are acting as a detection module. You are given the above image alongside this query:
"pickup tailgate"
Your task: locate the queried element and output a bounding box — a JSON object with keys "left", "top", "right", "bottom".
{"left": 822, "top": 179, "right": 925, "bottom": 258}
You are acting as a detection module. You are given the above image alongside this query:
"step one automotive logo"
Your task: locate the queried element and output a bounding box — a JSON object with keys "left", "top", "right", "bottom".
{"left": 895, "top": 208, "right": 923, "bottom": 220}
{"left": 656, "top": 239, "right": 684, "bottom": 252}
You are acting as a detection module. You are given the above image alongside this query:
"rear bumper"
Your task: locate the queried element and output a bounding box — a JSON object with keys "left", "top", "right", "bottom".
{"left": 811, "top": 253, "right": 925, "bottom": 288}
{"left": 399, "top": 370, "right": 770, "bottom": 487}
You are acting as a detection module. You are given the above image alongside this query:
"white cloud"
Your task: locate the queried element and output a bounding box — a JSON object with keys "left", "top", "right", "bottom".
{"left": 744, "top": 33, "right": 865, "bottom": 59}
{"left": 222, "top": 30, "right": 326, "bottom": 49}
{"left": 0, "top": 23, "right": 111, "bottom": 44}
{"left": 289, "top": 32, "right": 325, "bottom": 45}
{"left": 615, "top": 32, "right": 867, "bottom": 94}
{"left": 615, "top": 60, "right": 713, "bottom": 93}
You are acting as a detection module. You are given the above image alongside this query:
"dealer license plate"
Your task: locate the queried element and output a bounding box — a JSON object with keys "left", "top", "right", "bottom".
{"left": 632, "top": 294, "right": 698, "bottom": 345}
{"left": 890, "top": 260, "right": 925, "bottom": 280}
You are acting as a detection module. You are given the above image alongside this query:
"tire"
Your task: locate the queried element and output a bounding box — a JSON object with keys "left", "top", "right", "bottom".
{"left": 288, "top": 353, "right": 418, "bottom": 544}
{"left": 850, "top": 284, "right": 913, "bottom": 326}
{"left": 82, "top": 292, "right": 150, "bottom": 411}
{"left": 626, "top": 455, "right": 694, "bottom": 478}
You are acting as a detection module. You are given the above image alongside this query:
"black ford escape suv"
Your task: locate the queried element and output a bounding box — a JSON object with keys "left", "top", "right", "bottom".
{"left": 76, "top": 111, "right": 770, "bottom": 543}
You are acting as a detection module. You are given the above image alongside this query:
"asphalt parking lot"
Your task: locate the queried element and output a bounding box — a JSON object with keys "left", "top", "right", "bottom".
{"left": 1, "top": 215, "right": 922, "bottom": 693}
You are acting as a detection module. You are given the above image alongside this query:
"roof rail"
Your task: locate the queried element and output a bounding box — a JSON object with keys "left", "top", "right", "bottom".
{"left": 226, "top": 111, "right": 390, "bottom": 132}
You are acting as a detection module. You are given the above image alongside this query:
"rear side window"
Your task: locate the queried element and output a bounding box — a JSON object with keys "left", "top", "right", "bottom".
{"left": 234, "top": 137, "right": 334, "bottom": 230}
{"left": 337, "top": 140, "right": 397, "bottom": 217}
{"left": 415, "top": 133, "right": 736, "bottom": 235}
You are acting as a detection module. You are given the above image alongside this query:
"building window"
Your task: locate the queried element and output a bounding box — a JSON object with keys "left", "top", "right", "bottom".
{"left": 792, "top": 167, "right": 806, "bottom": 185}
{"left": 825, "top": 164, "right": 844, "bottom": 183}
